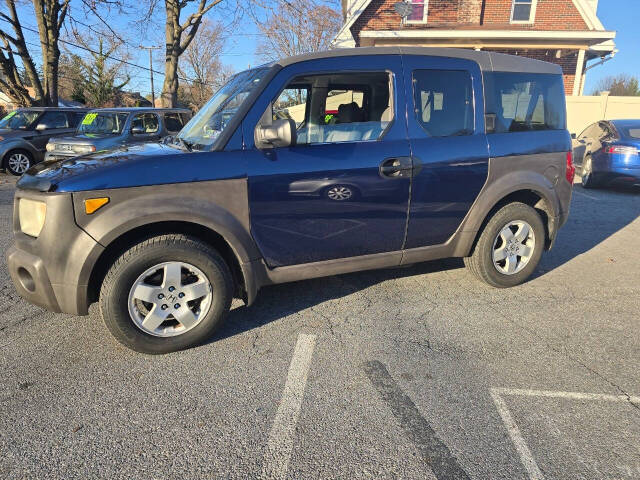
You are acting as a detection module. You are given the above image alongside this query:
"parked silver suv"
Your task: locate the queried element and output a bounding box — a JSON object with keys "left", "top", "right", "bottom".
{"left": 45, "top": 108, "right": 191, "bottom": 162}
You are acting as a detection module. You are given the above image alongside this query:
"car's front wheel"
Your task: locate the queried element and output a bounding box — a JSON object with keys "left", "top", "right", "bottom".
{"left": 464, "top": 202, "right": 544, "bottom": 288}
{"left": 5, "top": 150, "right": 33, "bottom": 175}
{"left": 99, "top": 234, "right": 233, "bottom": 354}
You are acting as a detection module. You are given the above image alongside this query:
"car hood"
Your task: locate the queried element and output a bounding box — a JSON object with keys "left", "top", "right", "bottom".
{"left": 50, "top": 134, "right": 120, "bottom": 145}
{"left": 17, "top": 142, "right": 209, "bottom": 192}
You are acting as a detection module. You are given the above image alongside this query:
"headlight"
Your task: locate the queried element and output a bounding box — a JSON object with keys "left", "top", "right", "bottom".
{"left": 72, "top": 144, "right": 96, "bottom": 154}
{"left": 46, "top": 143, "right": 55, "bottom": 152}
{"left": 19, "top": 199, "right": 47, "bottom": 237}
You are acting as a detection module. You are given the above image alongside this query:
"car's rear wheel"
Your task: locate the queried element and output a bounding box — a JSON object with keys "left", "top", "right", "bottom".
{"left": 5, "top": 150, "right": 33, "bottom": 175}
{"left": 99, "top": 234, "right": 233, "bottom": 354}
{"left": 464, "top": 202, "right": 544, "bottom": 288}
{"left": 325, "top": 184, "right": 357, "bottom": 201}
{"left": 581, "top": 156, "right": 599, "bottom": 189}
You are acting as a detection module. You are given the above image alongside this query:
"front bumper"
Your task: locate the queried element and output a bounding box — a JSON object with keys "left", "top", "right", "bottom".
{"left": 7, "top": 190, "right": 104, "bottom": 315}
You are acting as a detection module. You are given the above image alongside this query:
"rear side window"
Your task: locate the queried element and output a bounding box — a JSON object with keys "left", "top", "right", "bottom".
{"left": 131, "top": 113, "right": 159, "bottom": 134}
{"left": 164, "top": 112, "right": 184, "bottom": 133}
{"left": 412, "top": 70, "right": 474, "bottom": 137}
{"left": 484, "top": 72, "right": 566, "bottom": 133}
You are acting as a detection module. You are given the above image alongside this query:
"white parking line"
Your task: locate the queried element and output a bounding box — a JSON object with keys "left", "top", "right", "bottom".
{"left": 572, "top": 189, "right": 598, "bottom": 201}
{"left": 261, "top": 333, "right": 317, "bottom": 480}
{"left": 490, "top": 387, "right": 640, "bottom": 480}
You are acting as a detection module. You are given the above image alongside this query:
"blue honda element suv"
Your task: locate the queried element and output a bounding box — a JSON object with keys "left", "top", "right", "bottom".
{"left": 8, "top": 48, "right": 574, "bottom": 353}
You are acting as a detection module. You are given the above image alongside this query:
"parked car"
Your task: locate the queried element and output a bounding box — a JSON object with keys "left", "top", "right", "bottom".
{"left": 44, "top": 108, "right": 192, "bottom": 162}
{"left": 8, "top": 47, "right": 574, "bottom": 354}
{"left": 0, "top": 107, "right": 89, "bottom": 175}
{"left": 572, "top": 119, "right": 640, "bottom": 188}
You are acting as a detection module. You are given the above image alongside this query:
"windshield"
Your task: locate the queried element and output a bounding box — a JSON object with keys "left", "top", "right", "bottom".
{"left": 0, "top": 110, "right": 40, "bottom": 129}
{"left": 177, "top": 67, "right": 269, "bottom": 149}
{"left": 77, "top": 112, "right": 129, "bottom": 135}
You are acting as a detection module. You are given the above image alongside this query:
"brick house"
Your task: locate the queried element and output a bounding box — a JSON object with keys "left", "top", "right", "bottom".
{"left": 334, "top": 0, "right": 616, "bottom": 95}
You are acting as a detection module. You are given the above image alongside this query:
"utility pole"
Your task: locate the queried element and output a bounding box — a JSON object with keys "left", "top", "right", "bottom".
{"left": 140, "top": 46, "right": 162, "bottom": 106}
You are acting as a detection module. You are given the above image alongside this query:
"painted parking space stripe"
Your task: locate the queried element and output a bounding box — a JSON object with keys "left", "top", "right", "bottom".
{"left": 364, "top": 360, "right": 470, "bottom": 480}
{"left": 261, "top": 333, "right": 317, "bottom": 480}
{"left": 490, "top": 387, "right": 640, "bottom": 480}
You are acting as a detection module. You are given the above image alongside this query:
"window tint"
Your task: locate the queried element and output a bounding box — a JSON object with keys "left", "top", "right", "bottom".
{"left": 131, "top": 113, "right": 159, "bottom": 134}
{"left": 38, "top": 111, "right": 68, "bottom": 129}
{"left": 484, "top": 72, "right": 565, "bottom": 133}
{"left": 70, "top": 112, "right": 86, "bottom": 128}
{"left": 271, "top": 72, "right": 393, "bottom": 145}
{"left": 412, "top": 69, "right": 474, "bottom": 137}
{"left": 164, "top": 112, "right": 184, "bottom": 132}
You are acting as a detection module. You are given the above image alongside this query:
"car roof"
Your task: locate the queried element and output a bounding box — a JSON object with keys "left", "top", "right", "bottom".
{"left": 17, "top": 107, "right": 89, "bottom": 111}
{"left": 274, "top": 47, "right": 562, "bottom": 75}
{"left": 87, "top": 107, "right": 191, "bottom": 113}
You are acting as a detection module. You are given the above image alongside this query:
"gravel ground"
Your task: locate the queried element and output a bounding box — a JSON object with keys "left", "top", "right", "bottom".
{"left": 1, "top": 172, "right": 639, "bottom": 479}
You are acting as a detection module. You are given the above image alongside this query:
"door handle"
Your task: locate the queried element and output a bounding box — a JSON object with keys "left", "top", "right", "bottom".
{"left": 380, "top": 157, "right": 412, "bottom": 178}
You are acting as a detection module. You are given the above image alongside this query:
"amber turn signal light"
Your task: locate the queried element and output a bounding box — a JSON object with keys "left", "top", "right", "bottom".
{"left": 84, "top": 197, "right": 109, "bottom": 214}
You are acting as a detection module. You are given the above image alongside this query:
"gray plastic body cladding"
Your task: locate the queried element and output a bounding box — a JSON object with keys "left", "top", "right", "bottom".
{"left": 257, "top": 152, "right": 569, "bottom": 286}
{"left": 9, "top": 190, "right": 104, "bottom": 314}
{"left": 72, "top": 178, "right": 259, "bottom": 304}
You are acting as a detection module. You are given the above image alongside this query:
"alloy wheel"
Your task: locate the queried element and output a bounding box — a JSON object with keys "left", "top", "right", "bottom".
{"left": 127, "top": 261, "right": 212, "bottom": 337}
{"left": 326, "top": 185, "right": 353, "bottom": 201}
{"left": 492, "top": 220, "right": 536, "bottom": 275}
{"left": 7, "top": 152, "right": 31, "bottom": 174}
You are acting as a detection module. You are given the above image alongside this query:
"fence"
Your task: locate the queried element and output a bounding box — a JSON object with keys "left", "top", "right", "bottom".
{"left": 566, "top": 94, "right": 640, "bottom": 135}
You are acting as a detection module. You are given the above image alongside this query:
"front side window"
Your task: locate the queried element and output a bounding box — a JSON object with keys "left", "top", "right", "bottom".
{"left": 178, "top": 67, "right": 269, "bottom": 150}
{"left": 271, "top": 71, "right": 393, "bottom": 145}
{"left": 0, "top": 110, "right": 40, "bottom": 129}
{"left": 131, "top": 113, "right": 159, "bottom": 134}
{"left": 406, "top": 0, "right": 428, "bottom": 22}
{"left": 412, "top": 69, "right": 474, "bottom": 137}
{"left": 37, "top": 111, "right": 68, "bottom": 129}
{"left": 77, "top": 112, "right": 129, "bottom": 135}
{"left": 484, "top": 72, "right": 566, "bottom": 133}
{"left": 511, "top": 0, "right": 536, "bottom": 23}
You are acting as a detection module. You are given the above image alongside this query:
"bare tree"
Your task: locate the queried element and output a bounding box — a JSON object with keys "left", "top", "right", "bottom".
{"left": 177, "top": 19, "right": 232, "bottom": 109}
{"left": 160, "top": 0, "right": 225, "bottom": 107}
{"left": 255, "top": 0, "right": 341, "bottom": 62}
{"left": 592, "top": 74, "right": 640, "bottom": 96}
{"left": 0, "top": 0, "right": 71, "bottom": 106}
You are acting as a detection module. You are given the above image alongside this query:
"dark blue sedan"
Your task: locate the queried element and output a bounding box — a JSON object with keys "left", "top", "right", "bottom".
{"left": 573, "top": 119, "right": 640, "bottom": 188}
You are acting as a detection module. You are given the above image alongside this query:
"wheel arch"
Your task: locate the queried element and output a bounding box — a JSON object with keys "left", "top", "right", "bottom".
{"left": 465, "top": 187, "right": 557, "bottom": 257}
{"left": 87, "top": 220, "right": 254, "bottom": 307}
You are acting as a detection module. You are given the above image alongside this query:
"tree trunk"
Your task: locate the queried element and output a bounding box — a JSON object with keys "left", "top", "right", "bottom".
{"left": 161, "top": 51, "right": 179, "bottom": 107}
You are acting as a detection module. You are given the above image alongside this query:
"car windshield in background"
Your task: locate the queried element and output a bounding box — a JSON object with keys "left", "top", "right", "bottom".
{"left": 617, "top": 124, "right": 640, "bottom": 139}
{"left": 77, "top": 112, "right": 129, "bottom": 135}
{"left": 0, "top": 110, "right": 40, "bottom": 130}
{"left": 177, "top": 67, "right": 269, "bottom": 149}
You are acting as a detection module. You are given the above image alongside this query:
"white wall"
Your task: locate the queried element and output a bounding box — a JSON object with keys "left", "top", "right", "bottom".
{"left": 566, "top": 94, "right": 640, "bottom": 134}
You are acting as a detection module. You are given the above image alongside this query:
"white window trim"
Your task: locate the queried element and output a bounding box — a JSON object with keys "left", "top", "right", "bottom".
{"left": 510, "top": 0, "right": 538, "bottom": 25}
{"left": 404, "top": 0, "right": 429, "bottom": 25}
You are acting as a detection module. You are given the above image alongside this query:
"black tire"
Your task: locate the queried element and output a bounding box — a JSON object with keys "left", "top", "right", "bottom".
{"left": 99, "top": 234, "right": 233, "bottom": 354}
{"left": 5, "top": 149, "right": 33, "bottom": 176}
{"left": 464, "top": 202, "right": 545, "bottom": 288}
{"left": 581, "top": 156, "right": 599, "bottom": 189}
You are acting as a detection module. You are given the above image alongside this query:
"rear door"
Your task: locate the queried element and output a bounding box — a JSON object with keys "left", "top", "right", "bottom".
{"left": 244, "top": 55, "right": 412, "bottom": 267}
{"left": 401, "top": 56, "right": 490, "bottom": 248}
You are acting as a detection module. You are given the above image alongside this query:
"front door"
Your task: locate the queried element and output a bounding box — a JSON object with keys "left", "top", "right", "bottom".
{"left": 245, "top": 56, "right": 411, "bottom": 267}
{"left": 401, "top": 56, "right": 490, "bottom": 248}
{"left": 30, "top": 110, "right": 73, "bottom": 153}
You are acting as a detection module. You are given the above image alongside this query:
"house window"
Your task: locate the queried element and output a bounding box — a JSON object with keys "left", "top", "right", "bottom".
{"left": 406, "top": 0, "right": 428, "bottom": 23}
{"left": 510, "top": 0, "right": 537, "bottom": 24}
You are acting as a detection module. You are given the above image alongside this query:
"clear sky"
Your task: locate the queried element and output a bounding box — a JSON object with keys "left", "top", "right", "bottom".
{"left": 7, "top": 0, "right": 639, "bottom": 97}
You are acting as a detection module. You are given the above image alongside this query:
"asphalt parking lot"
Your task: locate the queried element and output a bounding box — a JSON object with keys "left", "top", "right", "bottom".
{"left": 1, "top": 172, "right": 639, "bottom": 480}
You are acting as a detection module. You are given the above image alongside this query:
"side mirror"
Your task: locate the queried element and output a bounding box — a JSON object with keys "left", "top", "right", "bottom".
{"left": 35, "top": 123, "right": 50, "bottom": 131}
{"left": 570, "top": 133, "right": 577, "bottom": 139}
{"left": 255, "top": 118, "right": 296, "bottom": 149}
{"left": 131, "top": 125, "right": 145, "bottom": 135}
